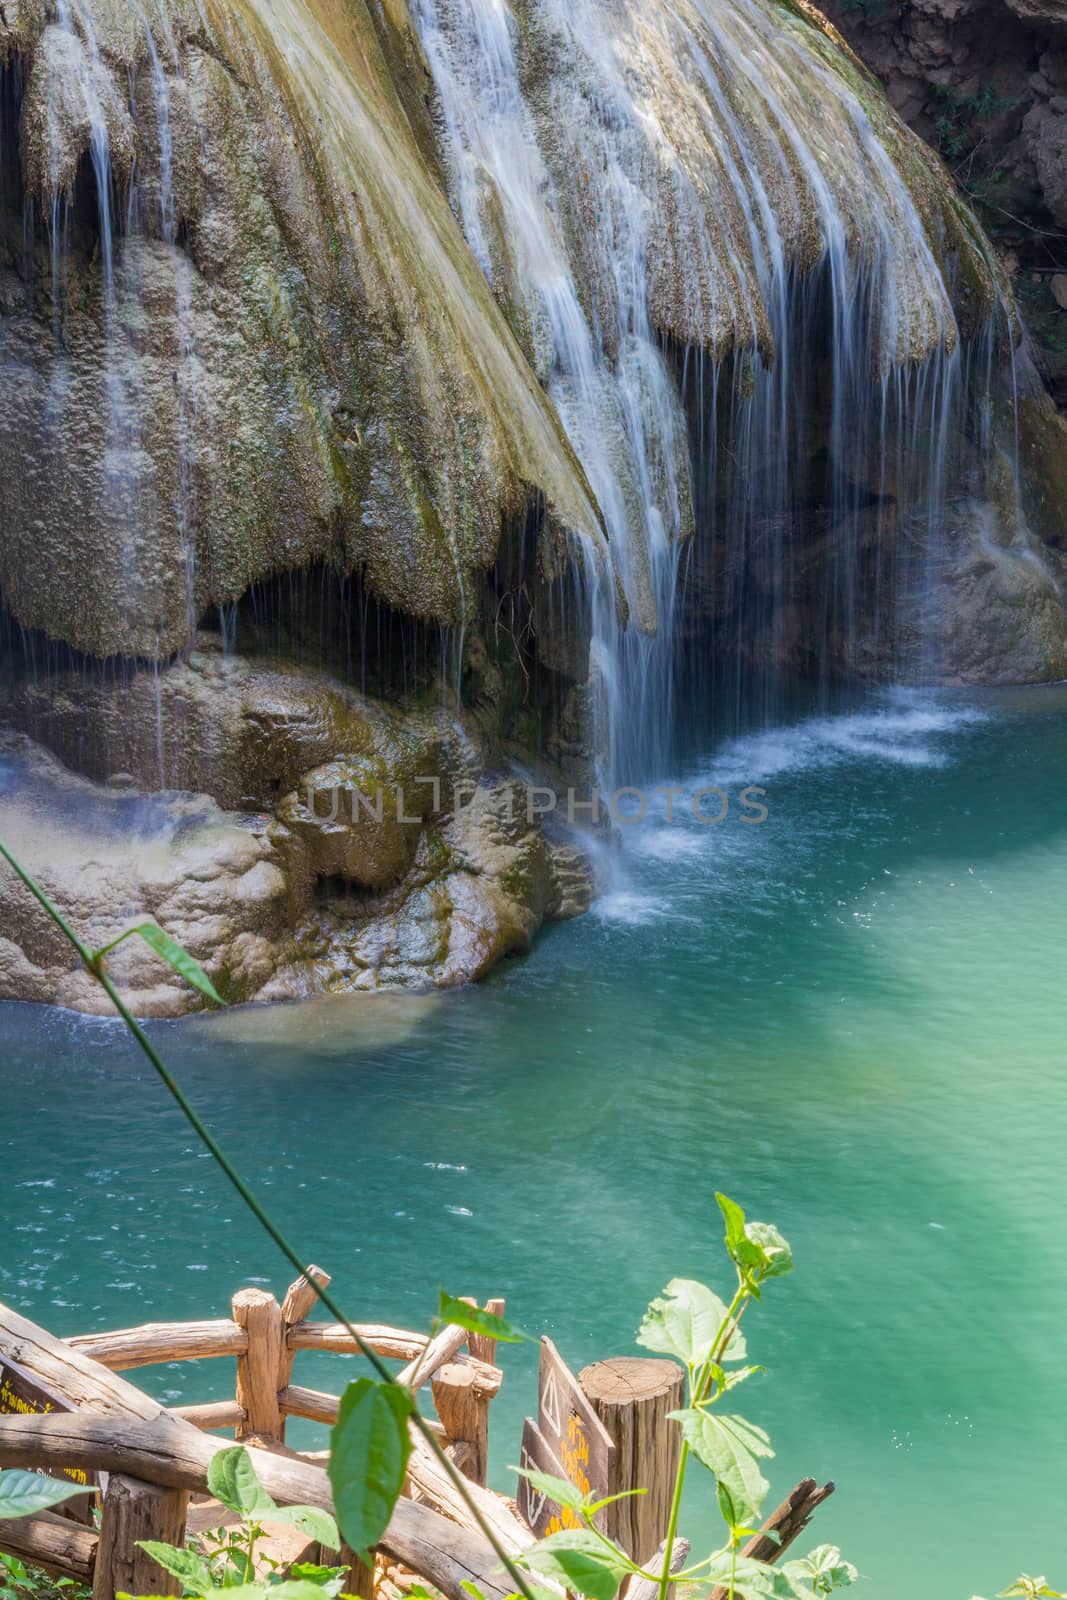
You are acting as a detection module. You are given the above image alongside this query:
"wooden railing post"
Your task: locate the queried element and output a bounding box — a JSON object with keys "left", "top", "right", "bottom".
{"left": 231, "top": 1288, "right": 284, "bottom": 1442}
{"left": 337, "top": 1540, "right": 376, "bottom": 1599}
{"left": 468, "top": 1298, "right": 505, "bottom": 1365}
{"left": 429, "top": 1297, "right": 505, "bottom": 1487}
{"left": 278, "top": 1266, "right": 330, "bottom": 1443}
{"left": 91, "top": 1474, "right": 188, "bottom": 1600}
{"left": 431, "top": 1364, "right": 489, "bottom": 1486}
{"left": 577, "top": 1357, "right": 685, "bottom": 1565}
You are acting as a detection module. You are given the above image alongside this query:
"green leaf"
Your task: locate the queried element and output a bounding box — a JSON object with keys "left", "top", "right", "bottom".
{"left": 329, "top": 1378, "right": 413, "bottom": 1561}
{"left": 637, "top": 1279, "right": 746, "bottom": 1369}
{"left": 107, "top": 923, "right": 224, "bottom": 1006}
{"left": 715, "top": 1197, "right": 794, "bottom": 1285}
{"left": 208, "top": 1449, "right": 277, "bottom": 1520}
{"left": 266, "top": 1505, "right": 340, "bottom": 1552}
{"left": 716, "top": 1193, "right": 748, "bottom": 1255}
{"left": 782, "top": 1545, "right": 858, "bottom": 1594}
{"left": 286, "top": 1567, "right": 346, "bottom": 1597}
{"left": 137, "top": 1541, "right": 216, "bottom": 1595}
{"left": 437, "top": 1293, "right": 524, "bottom": 1344}
{"left": 716, "top": 1481, "right": 737, "bottom": 1530}
{"left": 518, "top": 1530, "right": 631, "bottom": 1600}
{"left": 120, "top": 1594, "right": 224, "bottom": 1600}
{"left": 705, "top": 1554, "right": 812, "bottom": 1600}
{"left": 511, "top": 1466, "right": 585, "bottom": 1513}
{"left": 583, "top": 1488, "right": 648, "bottom": 1517}
{"left": 745, "top": 1222, "right": 794, "bottom": 1281}
{"left": 668, "top": 1410, "right": 772, "bottom": 1526}
{"left": 715, "top": 1194, "right": 769, "bottom": 1277}
{"left": 0, "top": 1470, "right": 93, "bottom": 1519}
{"left": 266, "top": 1585, "right": 350, "bottom": 1600}
{"left": 133, "top": 1585, "right": 334, "bottom": 1600}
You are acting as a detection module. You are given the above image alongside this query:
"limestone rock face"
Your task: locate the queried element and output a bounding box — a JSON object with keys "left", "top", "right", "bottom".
{"left": 0, "top": 0, "right": 604, "bottom": 659}
{"left": 1005, "top": 0, "right": 1067, "bottom": 27}
{"left": 1017, "top": 395, "right": 1067, "bottom": 547}
{"left": 8, "top": 646, "right": 451, "bottom": 812}
{"left": 268, "top": 779, "right": 594, "bottom": 995}
{"left": 820, "top": 0, "right": 1067, "bottom": 409}
{"left": 0, "top": 0, "right": 1016, "bottom": 665}
{"left": 0, "top": 654, "right": 595, "bottom": 1014}
{"left": 925, "top": 501, "right": 1067, "bottom": 684}
{"left": 0, "top": 733, "right": 290, "bottom": 1015}
{"left": 1023, "top": 98, "right": 1067, "bottom": 228}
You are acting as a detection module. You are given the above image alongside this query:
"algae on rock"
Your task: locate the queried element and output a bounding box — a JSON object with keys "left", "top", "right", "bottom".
{"left": 0, "top": 0, "right": 603, "bottom": 660}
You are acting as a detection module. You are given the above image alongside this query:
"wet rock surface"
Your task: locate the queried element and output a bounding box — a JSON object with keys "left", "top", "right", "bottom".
{"left": 0, "top": 650, "right": 595, "bottom": 1015}
{"left": 821, "top": 0, "right": 1067, "bottom": 406}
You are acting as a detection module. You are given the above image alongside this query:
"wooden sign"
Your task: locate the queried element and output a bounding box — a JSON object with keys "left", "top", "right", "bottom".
{"left": 0, "top": 1359, "right": 103, "bottom": 1521}
{"left": 539, "top": 1338, "right": 614, "bottom": 1496}
{"left": 516, "top": 1416, "right": 570, "bottom": 1536}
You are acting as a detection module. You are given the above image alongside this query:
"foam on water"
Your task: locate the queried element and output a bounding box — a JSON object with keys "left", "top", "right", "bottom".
{"left": 591, "top": 889, "right": 681, "bottom": 925}
{"left": 593, "top": 690, "right": 986, "bottom": 927}
{"left": 702, "top": 692, "right": 986, "bottom": 790}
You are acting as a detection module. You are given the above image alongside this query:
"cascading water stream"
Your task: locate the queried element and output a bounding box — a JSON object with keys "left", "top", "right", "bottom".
{"left": 4, "top": 0, "right": 1055, "bottom": 811}
{"left": 410, "top": 0, "right": 691, "bottom": 788}
{"left": 410, "top": 0, "right": 1023, "bottom": 757}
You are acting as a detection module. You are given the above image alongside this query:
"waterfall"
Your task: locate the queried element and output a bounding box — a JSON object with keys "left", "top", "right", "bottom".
{"left": 410, "top": 0, "right": 692, "bottom": 787}
{"left": 3, "top": 0, "right": 1045, "bottom": 771}
{"left": 409, "top": 0, "right": 1013, "bottom": 761}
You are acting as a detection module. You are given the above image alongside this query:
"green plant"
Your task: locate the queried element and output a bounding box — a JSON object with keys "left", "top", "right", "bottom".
{"left": 132, "top": 1446, "right": 344, "bottom": 1600}
{"left": 0, "top": 1554, "right": 88, "bottom": 1600}
{"left": 0, "top": 1473, "right": 95, "bottom": 1600}
{"left": 505, "top": 1193, "right": 856, "bottom": 1600}
{"left": 972, "top": 1583, "right": 1067, "bottom": 1599}
{"left": 0, "top": 1473, "right": 93, "bottom": 1522}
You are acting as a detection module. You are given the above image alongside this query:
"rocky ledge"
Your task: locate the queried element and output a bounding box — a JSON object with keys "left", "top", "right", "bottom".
{"left": 0, "top": 648, "right": 595, "bottom": 1015}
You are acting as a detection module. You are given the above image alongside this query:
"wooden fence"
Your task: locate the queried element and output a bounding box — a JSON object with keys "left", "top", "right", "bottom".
{"left": 0, "top": 1273, "right": 833, "bottom": 1600}
{"left": 0, "top": 1270, "right": 521, "bottom": 1600}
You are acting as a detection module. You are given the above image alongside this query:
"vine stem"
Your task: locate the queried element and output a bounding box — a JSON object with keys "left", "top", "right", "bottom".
{"left": 0, "top": 836, "right": 538, "bottom": 1600}
{"left": 655, "top": 1283, "right": 749, "bottom": 1600}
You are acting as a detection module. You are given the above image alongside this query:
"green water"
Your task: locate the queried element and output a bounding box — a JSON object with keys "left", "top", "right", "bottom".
{"left": 3, "top": 684, "right": 1067, "bottom": 1596}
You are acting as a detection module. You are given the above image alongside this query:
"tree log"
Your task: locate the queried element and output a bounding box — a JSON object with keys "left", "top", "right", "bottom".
{"left": 92, "top": 1473, "right": 189, "bottom": 1600}
{"left": 281, "top": 1269, "right": 332, "bottom": 1330}
{"left": 287, "top": 1325, "right": 427, "bottom": 1361}
{"left": 405, "top": 1429, "right": 529, "bottom": 1556}
{"left": 0, "top": 1510, "right": 98, "bottom": 1582}
{"left": 279, "top": 1384, "right": 341, "bottom": 1426}
{"left": 625, "top": 1537, "right": 690, "bottom": 1600}
{"left": 170, "top": 1401, "right": 246, "bottom": 1431}
{"left": 397, "top": 1325, "right": 468, "bottom": 1391}
{"left": 3, "top": 1302, "right": 162, "bottom": 1419}
{"left": 578, "top": 1358, "right": 685, "bottom": 1565}
{"left": 2, "top": 1298, "right": 517, "bottom": 1600}
{"left": 431, "top": 1365, "right": 488, "bottom": 1486}
{"left": 232, "top": 1289, "right": 284, "bottom": 1441}
{"left": 337, "top": 1542, "right": 375, "bottom": 1600}
{"left": 0, "top": 1412, "right": 517, "bottom": 1600}
{"left": 67, "top": 1323, "right": 247, "bottom": 1370}
{"left": 279, "top": 1269, "right": 331, "bottom": 1442}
